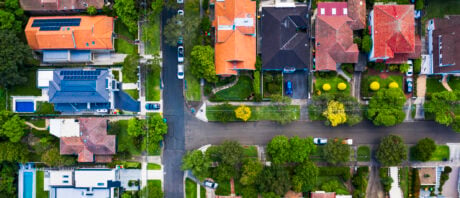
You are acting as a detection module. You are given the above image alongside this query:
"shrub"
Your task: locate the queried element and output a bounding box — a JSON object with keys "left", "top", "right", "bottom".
{"left": 318, "top": 167, "right": 351, "bottom": 180}
{"left": 362, "top": 35, "right": 372, "bottom": 53}
{"left": 370, "top": 81, "right": 380, "bottom": 91}
{"left": 415, "top": 0, "right": 424, "bottom": 10}
{"left": 388, "top": 82, "right": 399, "bottom": 89}
{"left": 87, "top": 6, "right": 97, "bottom": 15}
{"left": 235, "top": 105, "right": 251, "bottom": 121}
{"left": 322, "top": 83, "right": 331, "bottom": 91}
{"left": 213, "top": 103, "right": 235, "bottom": 122}
{"left": 341, "top": 63, "right": 354, "bottom": 74}
{"left": 414, "top": 58, "right": 421, "bottom": 74}
{"left": 253, "top": 71, "right": 261, "bottom": 101}
{"left": 337, "top": 82, "right": 347, "bottom": 90}
{"left": 399, "top": 63, "right": 410, "bottom": 73}
{"left": 353, "top": 37, "right": 362, "bottom": 49}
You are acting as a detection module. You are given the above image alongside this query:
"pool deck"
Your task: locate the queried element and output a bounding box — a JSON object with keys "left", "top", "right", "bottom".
{"left": 18, "top": 164, "right": 36, "bottom": 198}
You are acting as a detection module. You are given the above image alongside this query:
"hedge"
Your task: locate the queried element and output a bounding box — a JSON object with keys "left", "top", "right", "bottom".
{"left": 319, "top": 167, "right": 351, "bottom": 180}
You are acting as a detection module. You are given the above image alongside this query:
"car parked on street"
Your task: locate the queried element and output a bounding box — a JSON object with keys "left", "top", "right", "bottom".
{"left": 177, "top": 10, "right": 184, "bottom": 16}
{"left": 177, "top": 0, "right": 183, "bottom": 3}
{"left": 313, "top": 138, "right": 327, "bottom": 145}
{"left": 145, "top": 103, "right": 160, "bottom": 110}
{"left": 177, "top": 46, "right": 184, "bottom": 63}
{"left": 285, "top": 80, "right": 293, "bottom": 95}
{"left": 177, "top": 36, "right": 183, "bottom": 46}
{"left": 203, "top": 180, "right": 218, "bottom": 189}
{"left": 177, "top": 64, "right": 184, "bottom": 79}
{"left": 406, "top": 77, "right": 413, "bottom": 93}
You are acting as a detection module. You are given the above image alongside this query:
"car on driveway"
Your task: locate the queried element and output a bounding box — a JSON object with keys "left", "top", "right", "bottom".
{"left": 313, "top": 138, "right": 327, "bottom": 145}
{"left": 406, "top": 77, "right": 413, "bottom": 93}
{"left": 285, "top": 80, "right": 293, "bottom": 95}
{"left": 203, "top": 180, "right": 218, "bottom": 189}
{"left": 177, "top": 46, "right": 184, "bottom": 63}
{"left": 406, "top": 60, "right": 413, "bottom": 76}
{"left": 177, "top": 10, "right": 184, "bottom": 16}
{"left": 177, "top": 64, "right": 184, "bottom": 79}
{"left": 177, "top": 0, "right": 183, "bottom": 3}
{"left": 145, "top": 103, "right": 160, "bottom": 110}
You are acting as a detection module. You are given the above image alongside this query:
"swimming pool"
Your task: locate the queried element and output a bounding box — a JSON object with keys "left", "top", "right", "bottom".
{"left": 16, "top": 101, "right": 35, "bottom": 113}
{"left": 23, "top": 172, "right": 33, "bottom": 198}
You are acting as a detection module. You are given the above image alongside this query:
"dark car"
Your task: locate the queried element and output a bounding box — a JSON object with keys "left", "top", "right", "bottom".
{"left": 406, "top": 78, "right": 413, "bottom": 93}
{"left": 177, "top": 46, "right": 184, "bottom": 63}
{"left": 145, "top": 103, "right": 160, "bottom": 110}
{"left": 285, "top": 81, "right": 293, "bottom": 95}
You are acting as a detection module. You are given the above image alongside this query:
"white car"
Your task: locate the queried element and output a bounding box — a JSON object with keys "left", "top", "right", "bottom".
{"left": 313, "top": 138, "right": 327, "bottom": 145}
{"left": 203, "top": 180, "right": 218, "bottom": 189}
{"left": 177, "top": 0, "right": 183, "bottom": 3}
{"left": 406, "top": 60, "right": 413, "bottom": 76}
{"left": 343, "top": 138, "right": 353, "bottom": 145}
{"left": 177, "top": 64, "right": 184, "bottom": 79}
{"left": 96, "top": 109, "right": 108, "bottom": 113}
{"left": 177, "top": 10, "right": 184, "bottom": 16}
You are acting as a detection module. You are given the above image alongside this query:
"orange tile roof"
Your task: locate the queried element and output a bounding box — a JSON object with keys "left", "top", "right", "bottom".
{"left": 25, "top": 16, "right": 114, "bottom": 50}
{"left": 214, "top": 0, "right": 256, "bottom": 75}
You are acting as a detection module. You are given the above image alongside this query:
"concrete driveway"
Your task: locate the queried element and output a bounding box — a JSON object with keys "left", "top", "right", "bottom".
{"left": 441, "top": 166, "right": 459, "bottom": 197}
{"left": 283, "top": 71, "right": 308, "bottom": 99}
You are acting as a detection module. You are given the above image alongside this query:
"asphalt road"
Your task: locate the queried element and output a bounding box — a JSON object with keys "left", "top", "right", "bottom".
{"left": 161, "top": 8, "right": 186, "bottom": 198}
{"left": 185, "top": 114, "right": 459, "bottom": 150}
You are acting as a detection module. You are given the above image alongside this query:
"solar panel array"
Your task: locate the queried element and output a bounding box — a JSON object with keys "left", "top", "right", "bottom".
{"left": 60, "top": 70, "right": 101, "bottom": 76}
{"left": 32, "top": 18, "right": 81, "bottom": 31}
{"left": 63, "top": 75, "right": 98, "bottom": 80}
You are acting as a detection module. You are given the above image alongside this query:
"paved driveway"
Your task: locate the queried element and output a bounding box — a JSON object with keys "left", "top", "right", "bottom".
{"left": 442, "top": 166, "right": 459, "bottom": 197}
{"left": 119, "top": 169, "right": 141, "bottom": 191}
{"left": 283, "top": 71, "right": 308, "bottom": 99}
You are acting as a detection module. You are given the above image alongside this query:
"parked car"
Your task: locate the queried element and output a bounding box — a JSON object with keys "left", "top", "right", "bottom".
{"left": 177, "top": 36, "right": 183, "bottom": 46}
{"left": 285, "top": 80, "right": 293, "bottom": 95}
{"left": 96, "top": 109, "right": 108, "bottom": 113}
{"left": 406, "top": 60, "right": 413, "bottom": 76}
{"left": 145, "top": 103, "right": 161, "bottom": 110}
{"left": 406, "top": 78, "right": 413, "bottom": 93}
{"left": 177, "top": 46, "right": 184, "bottom": 63}
{"left": 177, "top": 0, "right": 183, "bottom": 3}
{"left": 203, "top": 180, "right": 218, "bottom": 189}
{"left": 177, "top": 64, "right": 184, "bottom": 79}
{"left": 313, "top": 138, "right": 328, "bottom": 145}
{"left": 177, "top": 10, "right": 184, "bottom": 16}
{"left": 343, "top": 138, "right": 353, "bottom": 145}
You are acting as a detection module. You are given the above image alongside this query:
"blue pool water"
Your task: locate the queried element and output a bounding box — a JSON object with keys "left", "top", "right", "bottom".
{"left": 23, "top": 172, "right": 33, "bottom": 198}
{"left": 16, "top": 101, "right": 34, "bottom": 113}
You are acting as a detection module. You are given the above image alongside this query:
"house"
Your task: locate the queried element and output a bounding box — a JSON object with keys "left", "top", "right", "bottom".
{"left": 37, "top": 68, "right": 140, "bottom": 113}
{"left": 49, "top": 118, "right": 116, "bottom": 163}
{"left": 20, "top": 0, "right": 105, "bottom": 14}
{"left": 44, "top": 169, "right": 120, "bottom": 198}
{"left": 369, "top": 5, "right": 420, "bottom": 64}
{"left": 261, "top": 6, "right": 309, "bottom": 72}
{"left": 425, "top": 15, "right": 460, "bottom": 74}
{"left": 25, "top": 16, "right": 114, "bottom": 63}
{"left": 212, "top": 0, "right": 256, "bottom": 76}
{"left": 418, "top": 167, "right": 437, "bottom": 186}
{"left": 315, "top": 1, "right": 364, "bottom": 71}
{"left": 311, "top": 191, "right": 352, "bottom": 198}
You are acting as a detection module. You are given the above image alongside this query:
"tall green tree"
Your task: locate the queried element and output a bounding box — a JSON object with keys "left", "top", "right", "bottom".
{"left": 182, "top": 150, "right": 211, "bottom": 180}
{"left": 0, "top": 111, "right": 26, "bottom": 142}
{"left": 0, "top": 162, "right": 18, "bottom": 197}
{"left": 367, "top": 88, "right": 406, "bottom": 126}
{"left": 218, "top": 140, "right": 244, "bottom": 167}
{"left": 163, "top": 14, "right": 200, "bottom": 47}
{"left": 41, "top": 147, "right": 76, "bottom": 167}
{"left": 0, "top": 30, "right": 30, "bottom": 87}
{"left": 322, "top": 138, "right": 351, "bottom": 165}
{"left": 0, "top": 0, "right": 24, "bottom": 33}
{"left": 256, "top": 165, "right": 291, "bottom": 196}
{"left": 127, "top": 117, "right": 145, "bottom": 137}
{"left": 144, "top": 113, "right": 168, "bottom": 154}
{"left": 189, "top": 45, "right": 217, "bottom": 82}
{"left": 413, "top": 138, "right": 436, "bottom": 162}
{"left": 0, "top": 141, "right": 29, "bottom": 163}
{"left": 240, "top": 159, "right": 263, "bottom": 186}
{"left": 362, "top": 35, "right": 372, "bottom": 53}
{"left": 376, "top": 135, "right": 407, "bottom": 166}
{"left": 289, "top": 136, "right": 316, "bottom": 163}
{"left": 266, "top": 135, "right": 290, "bottom": 164}
{"left": 150, "top": 0, "right": 163, "bottom": 16}
{"left": 292, "top": 161, "right": 318, "bottom": 192}
{"left": 87, "top": 6, "right": 97, "bottom": 15}
{"left": 424, "top": 91, "right": 459, "bottom": 126}
{"left": 113, "top": 0, "right": 139, "bottom": 33}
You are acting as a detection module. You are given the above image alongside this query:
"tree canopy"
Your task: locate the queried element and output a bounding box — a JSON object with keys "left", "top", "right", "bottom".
{"left": 113, "top": 0, "right": 139, "bottom": 33}
{"left": 145, "top": 113, "right": 168, "bottom": 154}
{"left": 41, "top": 147, "right": 76, "bottom": 167}
{"left": 0, "top": 30, "right": 30, "bottom": 87}
{"left": 322, "top": 100, "right": 347, "bottom": 127}
{"left": 367, "top": 88, "right": 406, "bottom": 126}
{"left": 0, "top": 110, "right": 26, "bottom": 142}
{"left": 292, "top": 161, "right": 318, "bottom": 192}
{"left": 413, "top": 138, "right": 436, "bottom": 162}
{"left": 0, "top": 0, "right": 25, "bottom": 33}
{"left": 266, "top": 135, "right": 290, "bottom": 164}
{"left": 322, "top": 139, "right": 350, "bottom": 165}
{"left": 181, "top": 150, "right": 211, "bottom": 180}
{"left": 163, "top": 14, "right": 200, "bottom": 47}
{"left": 267, "top": 135, "right": 316, "bottom": 164}
{"left": 309, "top": 93, "right": 362, "bottom": 126}
{"left": 240, "top": 159, "right": 263, "bottom": 186}
{"left": 256, "top": 165, "right": 291, "bottom": 196}
{"left": 189, "top": 45, "right": 217, "bottom": 83}
{"left": 0, "top": 141, "right": 29, "bottom": 163}
{"left": 0, "top": 162, "right": 18, "bottom": 197}
{"left": 376, "top": 135, "right": 407, "bottom": 166}
{"left": 425, "top": 91, "right": 459, "bottom": 127}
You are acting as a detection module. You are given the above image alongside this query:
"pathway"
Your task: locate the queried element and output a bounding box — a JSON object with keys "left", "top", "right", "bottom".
{"left": 417, "top": 75, "right": 427, "bottom": 97}
{"left": 212, "top": 76, "right": 239, "bottom": 94}
{"left": 123, "top": 83, "right": 139, "bottom": 90}
{"left": 366, "top": 166, "right": 384, "bottom": 198}
{"left": 404, "top": 99, "right": 413, "bottom": 122}
{"left": 24, "top": 121, "right": 47, "bottom": 131}
{"left": 415, "top": 75, "right": 427, "bottom": 120}
{"left": 337, "top": 67, "right": 351, "bottom": 82}
{"left": 388, "top": 167, "right": 403, "bottom": 198}
{"left": 442, "top": 75, "right": 453, "bottom": 91}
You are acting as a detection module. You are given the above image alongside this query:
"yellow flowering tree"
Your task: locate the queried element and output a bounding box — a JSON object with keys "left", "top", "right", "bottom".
{"left": 322, "top": 100, "right": 347, "bottom": 127}
{"left": 235, "top": 105, "right": 251, "bottom": 121}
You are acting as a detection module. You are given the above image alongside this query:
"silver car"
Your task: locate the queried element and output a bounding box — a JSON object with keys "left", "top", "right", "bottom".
{"left": 177, "top": 64, "right": 184, "bottom": 79}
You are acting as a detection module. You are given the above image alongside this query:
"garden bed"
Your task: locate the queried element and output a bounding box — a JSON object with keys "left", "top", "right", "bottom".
{"left": 361, "top": 74, "right": 403, "bottom": 98}
{"left": 210, "top": 76, "right": 253, "bottom": 101}
{"left": 263, "top": 72, "right": 283, "bottom": 98}
{"left": 314, "top": 75, "right": 350, "bottom": 95}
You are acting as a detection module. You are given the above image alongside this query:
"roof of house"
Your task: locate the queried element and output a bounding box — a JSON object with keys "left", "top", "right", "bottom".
{"left": 315, "top": 15, "right": 359, "bottom": 71}
{"left": 372, "top": 5, "right": 415, "bottom": 59}
{"left": 74, "top": 169, "right": 116, "bottom": 188}
{"left": 48, "top": 69, "right": 110, "bottom": 104}
{"left": 418, "top": 168, "right": 436, "bottom": 185}
{"left": 60, "top": 118, "right": 116, "bottom": 162}
{"left": 25, "top": 16, "right": 113, "bottom": 50}
{"left": 347, "top": 0, "right": 366, "bottom": 30}
{"left": 20, "top": 0, "right": 104, "bottom": 11}
{"left": 213, "top": 0, "right": 256, "bottom": 75}
{"left": 317, "top": 2, "right": 348, "bottom": 16}
{"left": 261, "top": 6, "right": 309, "bottom": 70}
{"left": 311, "top": 191, "right": 336, "bottom": 198}
{"left": 431, "top": 15, "right": 460, "bottom": 73}
{"left": 386, "top": 35, "right": 421, "bottom": 64}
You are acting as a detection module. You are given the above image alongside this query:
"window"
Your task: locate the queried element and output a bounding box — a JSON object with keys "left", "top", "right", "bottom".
{"left": 63, "top": 175, "right": 69, "bottom": 178}
{"left": 343, "top": 8, "right": 347, "bottom": 15}
{"left": 97, "top": 182, "right": 104, "bottom": 186}
{"left": 63, "top": 180, "right": 69, "bottom": 183}
{"left": 320, "top": 8, "right": 325, "bottom": 15}
{"left": 332, "top": 8, "right": 336, "bottom": 15}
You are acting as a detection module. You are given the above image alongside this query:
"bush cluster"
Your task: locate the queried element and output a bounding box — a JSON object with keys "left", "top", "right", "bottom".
{"left": 318, "top": 167, "right": 351, "bottom": 180}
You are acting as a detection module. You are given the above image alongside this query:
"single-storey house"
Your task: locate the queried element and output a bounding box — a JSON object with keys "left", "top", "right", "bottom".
{"left": 25, "top": 16, "right": 114, "bottom": 63}
{"left": 20, "top": 0, "right": 105, "bottom": 14}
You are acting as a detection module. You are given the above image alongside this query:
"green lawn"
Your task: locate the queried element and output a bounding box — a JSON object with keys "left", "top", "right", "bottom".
{"left": 9, "top": 70, "right": 41, "bottom": 96}
{"left": 123, "top": 89, "right": 139, "bottom": 100}
{"left": 243, "top": 146, "right": 258, "bottom": 158}
{"left": 36, "top": 171, "right": 48, "bottom": 198}
{"left": 211, "top": 76, "right": 253, "bottom": 101}
{"left": 185, "top": 179, "right": 197, "bottom": 198}
{"left": 200, "top": 186, "right": 206, "bottom": 198}
{"left": 310, "top": 146, "right": 324, "bottom": 162}
{"left": 185, "top": 70, "right": 201, "bottom": 101}
{"left": 148, "top": 180, "right": 162, "bottom": 188}
{"left": 28, "top": 119, "right": 46, "bottom": 128}
{"left": 361, "top": 75, "right": 403, "bottom": 97}
{"left": 206, "top": 105, "right": 300, "bottom": 122}
{"left": 147, "top": 163, "right": 161, "bottom": 170}
{"left": 448, "top": 76, "right": 460, "bottom": 91}
{"left": 146, "top": 66, "right": 161, "bottom": 101}
{"left": 109, "top": 120, "right": 141, "bottom": 155}
{"left": 115, "top": 19, "right": 136, "bottom": 40}
{"left": 0, "top": 87, "right": 6, "bottom": 111}
{"left": 115, "top": 39, "right": 137, "bottom": 54}
{"left": 36, "top": 102, "right": 58, "bottom": 114}
{"left": 143, "top": 15, "right": 161, "bottom": 55}
{"left": 426, "top": 77, "right": 446, "bottom": 96}
{"left": 423, "top": 0, "right": 460, "bottom": 22}
{"left": 315, "top": 176, "right": 349, "bottom": 195}
{"left": 430, "top": 145, "right": 450, "bottom": 161}
{"left": 215, "top": 180, "right": 231, "bottom": 196}
{"left": 357, "top": 146, "right": 371, "bottom": 162}
{"left": 314, "top": 75, "right": 350, "bottom": 95}
{"left": 400, "top": 167, "right": 409, "bottom": 198}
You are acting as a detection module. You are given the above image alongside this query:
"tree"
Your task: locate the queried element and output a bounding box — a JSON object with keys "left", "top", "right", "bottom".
{"left": 87, "top": 6, "right": 97, "bottom": 15}
{"left": 367, "top": 88, "right": 406, "bottom": 126}
{"left": 41, "top": 147, "right": 76, "bottom": 167}
{"left": 452, "top": 116, "right": 460, "bottom": 132}
{"left": 181, "top": 150, "right": 211, "bottom": 180}
{"left": 0, "top": 30, "right": 30, "bottom": 87}
{"left": 322, "top": 100, "right": 347, "bottom": 127}
{"left": 362, "top": 35, "right": 372, "bottom": 53}
{"left": 140, "top": 180, "right": 164, "bottom": 198}
{"left": 0, "top": 0, "right": 24, "bottom": 33}
{"left": 415, "top": 0, "right": 424, "bottom": 10}
{"left": 354, "top": 37, "right": 362, "bottom": 49}
{"left": 292, "top": 161, "right": 318, "bottom": 192}
{"left": 424, "top": 91, "right": 459, "bottom": 126}
{"left": 256, "top": 165, "right": 291, "bottom": 196}
{"left": 321, "top": 180, "right": 341, "bottom": 192}
{"left": 322, "top": 139, "right": 350, "bottom": 165}
{"left": 413, "top": 138, "right": 436, "bottom": 162}
{"left": 127, "top": 117, "right": 145, "bottom": 137}
{"left": 189, "top": 45, "right": 217, "bottom": 82}
{"left": 0, "top": 142, "right": 28, "bottom": 163}
{"left": 151, "top": 0, "right": 163, "bottom": 16}
{"left": 399, "top": 63, "right": 410, "bottom": 73}
{"left": 0, "top": 111, "right": 26, "bottom": 142}
{"left": 266, "top": 135, "right": 290, "bottom": 164}
{"left": 376, "top": 135, "right": 407, "bottom": 166}
{"left": 235, "top": 105, "right": 251, "bottom": 121}
{"left": 144, "top": 113, "right": 168, "bottom": 154}
{"left": 163, "top": 15, "right": 200, "bottom": 47}
{"left": 240, "top": 159, "right": 263, "bottom": 186}
{"left": 113, "top": 0, "right": 138, "bottom": 33}
{"left": 289, "top": 136, "right": 316, "bottom": 163}
{"left": 219, "top": 140, "right": 244, "bottom": 166}
{"left": 0, "top": 162, "right": 18, "bottom": 197}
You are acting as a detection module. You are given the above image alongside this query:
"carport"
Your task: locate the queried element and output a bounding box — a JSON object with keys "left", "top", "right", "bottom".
{"left": 283, "top": 71, "right": 308, "bottom": 99}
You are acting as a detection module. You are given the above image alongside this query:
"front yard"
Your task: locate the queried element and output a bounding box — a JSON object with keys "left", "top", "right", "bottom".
{"left": 210, "top": 76, "right": 253, "bottom": 101}
{"left": 357, "top": 146, "right": 371, "bottom": 162}
{"left": 143, "top": 15, "right": 161, "bottom": 55}
{"left": 124, "top": 89, "right": 139, "bottom": 100}
{"left": 447, "top": 76, "right": 460, "bottom": 91}
{"left": 108, "top": 120, "right": 141, "bottom": 156}
{"left": 185, "top": 179, "right": 197, "bottom": 198}
{"left": 430, "top": 145, "right": 450, "bottom": 161}
{"left": 361, "top": 74, "right": 403, "bottom": 97}
{"left": 314, "top": 75, "right": 350, "bottom": 95}
{"left": 146, "top": 66, "right": 161, "bottom": 101}
{"left": 206, "top": 105, "right": 300, "bottom": 122}
{"left": 426, "top": 76, "right": 446, "bottom": 96}
{"left": 185, "top": 69, "right": 201, "bottom": 102}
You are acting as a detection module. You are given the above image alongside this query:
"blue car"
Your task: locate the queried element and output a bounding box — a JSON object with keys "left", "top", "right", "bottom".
{"left": 145, "top": 103, "right": 160, "bottom": 110}
{"left": 285, "top": 81, "right": 293, "bottom": 95}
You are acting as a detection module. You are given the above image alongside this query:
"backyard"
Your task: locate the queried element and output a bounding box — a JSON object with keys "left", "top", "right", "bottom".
{"left": 146, "top": 65, "right": 161, "bottom": 101}
{"left": 108, "top": 120, "right": 141, "bottom": 156}
{"left": 8, "top": 70, "right": 42, "bottom": 96}
{"left": 36, "top": 171, "right": 48, "bottom": 198}
{"left": 423, "top": 0, "right": 460, "bottom": 22}
{"left": 206, "top": 105, "right": 300, "bottom": 122}
{"left": 361, "top": 74, "right": 403, "bottom": 97}
{"left": 210, "top": 76, "right": 254, "bottom": 101}
{"left": 115, "top": 19, "right": 137, "bottom": 54}
{"left": 314, "top": 75, "right": 350, "bottom": 95}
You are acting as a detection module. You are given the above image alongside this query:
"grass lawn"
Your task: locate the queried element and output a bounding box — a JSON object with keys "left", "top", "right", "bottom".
{"left": 315, "top": 176, "right": 349, "bottom": 195}
{"left": 109, "top": 120, "right": 141, "bottom": 155}
{"left": 123, "top": 89, "right": 139, "bottom": 100}
{"left": 36, "top": 171, "right": 48, "bottom": 198}
{"left": 185, "top": 179, "right": 197, "bottom": 198}
{"left": 314, "top": 75, "right": 350, "bottom": 95}
{"left": 9, "top": 70, "right": 41, "bottom": 96}
{"left": 0, "top": 87, "right": 6, "bottom": 111}
{"left": 423, "top": 0, "right": 460, "bottom": 22}
{"left": 200, "top": 186, "right": 206, "bottom": 198}
{"left": 185, "top": 69, "right": 201, "bottom": 101}
{"left": 310, "top": 146, "right": 324, "bottom": 162}
{"left": 426, "top": 76, "right": 446, "bottom": 96}
{"left": 115, "top": 39, "right": 137, "bottom": 55}
{"left": 147, "top": 163, "right": 161, "bottom": 170}
{"left": 148, "top": 180, "right": 161, "bottom": 188}
{"left": 400, "top": 167, "right": 409, "bottom": 198}
{"left": 357, "top": 146, "right": 371, "bottom": 162}
{"left": 448, "top": 76, "right": 460, "bottom": 91}
{"left": 115, "top": 19, "right": 136, "bottom": 40}
{"left": 143, "top": 15, "right": 161, "bottom": 55}
{"left": 243, "top": 145, "right": 258, "bottom": 158}
{"left": 35, "top": 102, "right": 58, "bottom": 114}
{"left": 211, "top": 76, "right": 253, "bottom": 101}
{"left": 215, "top": 180, "right": 231, "bottom": 196}
{"left": 146, "top": 67, "right": 161, "bottom": 101}
{"left": 28, "top": 119, "right": 46, "bottom": 128}
{"left": 430, "top": 145, "right": 450, "bottom": 161}
{"left": 361, "top": 75, "right": 403, "bottom": 97}
{"left": 206, "top": 105, "right": 300, "bottom": 122}
{"left": 112, "top": 70, "right": 120, "bottom": 81}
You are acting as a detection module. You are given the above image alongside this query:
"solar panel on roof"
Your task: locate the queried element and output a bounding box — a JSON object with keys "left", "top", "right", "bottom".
{"left": 60, "top": 70, "right": 101, "bottom": 76}
{"left": 32, "top": 18, "right": 81, "bottom": 31}
{"left": 63, "top": 75, "right": 98, "bottom": 80}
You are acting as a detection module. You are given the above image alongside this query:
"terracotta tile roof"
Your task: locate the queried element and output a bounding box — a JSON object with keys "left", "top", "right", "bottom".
{"left": 20, "top": 0, "right": 104, "bottom": 11}
{"left": 213, "top": 0, "right": 256, "bottom": 75}
{"left": 60, "top": 118, "right": 115, "bottom": 163}
{"left": 431, "top": 15, "right": 460, "bottom": 74}
{"left": 418, "top": 168, "right": 436, "bottom": 185}
{"left": 317, "top": 2, "right": 348, "bottom": 16}
{"left": 25, "top": 16, "right": 114, "bottom": 50}
{"left": 311, "top": 191, "right": 336, "bottom": 198}
{"left": 372, "top": 5, "right": 415, "bottom": 60}
{"left": 315, "top": 15, "right": 359, "bottom": 71}
{"left": 347, "top": 0, "right": 366, "bottom": 30}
